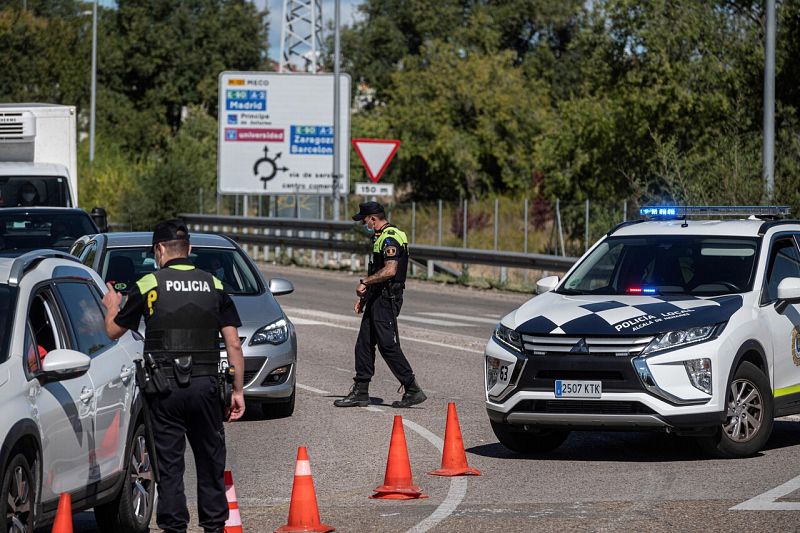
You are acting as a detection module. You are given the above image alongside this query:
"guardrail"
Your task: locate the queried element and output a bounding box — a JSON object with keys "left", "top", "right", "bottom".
{"left": 179, "top": 213, "right": 578, "bottom": 272}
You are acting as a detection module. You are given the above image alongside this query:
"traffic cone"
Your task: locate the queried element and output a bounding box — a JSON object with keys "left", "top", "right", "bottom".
{"left": 51, "top": 492, "right": 72, "bottom": 533}
{"left": 224, "top": 470, "right": 243, "bottom": 533}
{"left": 428, "top": 403, "right": 481, "bottom": 477}
{"left": 370, "top": 416, "right": 427, "bottom": 500}
{"left": 275, "top": 447, "right": 334, "bottom": 533}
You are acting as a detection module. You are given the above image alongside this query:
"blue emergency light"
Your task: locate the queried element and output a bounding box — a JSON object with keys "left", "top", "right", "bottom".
{"left": 639, "top": 205, "right": 790, "bottom": 219}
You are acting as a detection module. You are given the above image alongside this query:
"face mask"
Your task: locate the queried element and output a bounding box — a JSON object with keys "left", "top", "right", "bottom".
{"left": 22, "top": 193, "right": 35, "bottom": 203}
{"left": 214, "top": 267, "right": 224, "bottom": 279}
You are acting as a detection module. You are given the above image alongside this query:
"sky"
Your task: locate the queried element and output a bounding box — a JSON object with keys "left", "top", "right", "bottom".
{"left": 255, "top": 0, "right": 364, "bottom": 62}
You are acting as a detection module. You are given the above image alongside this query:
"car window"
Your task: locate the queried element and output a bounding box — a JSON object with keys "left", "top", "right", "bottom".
{"left": 762, "top": 237, "right": 800, "bottom": 304}
{"left": 54, "top": 282, "right": 113, "bottom": 356}
{"left": 191, "top": 248, "right": 260, "bottom": 295}
{"left": 69, "top": 239, "right": 86, "bottom": 258}
{"left": 101, "top": 248, "right": 158, "bottom": 293}
{"left": 0, "top": 212, "right": 96, "bottom": 252}
{"left": 28, "top": 290, "right": 62, "bottom": 363}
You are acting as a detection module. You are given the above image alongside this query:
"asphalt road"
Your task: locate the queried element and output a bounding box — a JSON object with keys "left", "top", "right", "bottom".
{"left": 70, "top": 264, "right": 800, "bottom": 532}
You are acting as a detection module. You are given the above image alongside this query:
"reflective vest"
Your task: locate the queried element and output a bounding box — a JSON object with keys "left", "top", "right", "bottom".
{"left": 137, "top": 263, "right": 222, "bottom": 364}
{"left": 369, "top": 225, "right": 409, "bottom": 284}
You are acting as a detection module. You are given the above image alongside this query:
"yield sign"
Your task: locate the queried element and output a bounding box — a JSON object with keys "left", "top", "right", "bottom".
{"left": 352, "top": 138, "right": 400, "bottom": 183}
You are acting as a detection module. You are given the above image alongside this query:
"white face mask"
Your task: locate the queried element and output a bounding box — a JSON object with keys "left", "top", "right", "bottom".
{"left": 214, "top": 267, "right": 224, "bottom": 279}
{"left": 22, "top": 192, "right": 35, "bottom": 203}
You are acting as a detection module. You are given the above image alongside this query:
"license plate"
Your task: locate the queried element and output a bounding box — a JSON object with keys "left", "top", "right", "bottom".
{"left": 554, "top": 380, "right": 602, "bottom": 398}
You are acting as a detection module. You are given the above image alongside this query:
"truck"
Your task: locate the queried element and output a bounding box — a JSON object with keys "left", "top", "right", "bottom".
{"left": 0, "top": 103, "right": 78, "bottom": 208}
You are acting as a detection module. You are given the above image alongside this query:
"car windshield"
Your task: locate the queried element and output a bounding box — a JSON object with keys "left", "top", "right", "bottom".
{"left": 0, "top": 177, "right": 72, "bottom": 208}
{"left": 558, "top": 235, "right": 759, "bottom": 296}
{"left": 0, "top": 212, "right": 96, "bottom": 252}
{"left": 102, "top": 246, "right": 261, "bottom": 295}
{"left": 0, "top": 285, "right": 16, "bottom": 363}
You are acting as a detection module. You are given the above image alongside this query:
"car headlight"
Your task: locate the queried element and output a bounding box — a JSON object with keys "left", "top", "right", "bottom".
{"left": 684, "top": 358, "right": 712, "bottom": 395}
{"left": 494, "top": 323, "right": 523, "bottom": 353}
{"left": 250, "top": 318, "right": 289, "bottom": 346}
{"left": 641, "top": 324, "right": 718, "bottom": 354}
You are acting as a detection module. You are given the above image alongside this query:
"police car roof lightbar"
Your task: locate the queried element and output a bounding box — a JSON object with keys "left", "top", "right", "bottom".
{"left": 639, "top": 206, "right": 790, "bottom": 219}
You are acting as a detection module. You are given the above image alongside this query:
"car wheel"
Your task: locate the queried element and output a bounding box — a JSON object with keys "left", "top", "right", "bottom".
{"left": 490, "top": 420, "right": 569, "bottom": 454}
{"left": 94, "top": 423, "right": 154, "bottom": 533}
{"left": 697, "top": 362, "right": 774, "bottom": 459}
{"left": 2, "top": 453, "right": 35, "bottom": 533}
{"left": 262, "top": 389, "right": 296, "bottom": 419}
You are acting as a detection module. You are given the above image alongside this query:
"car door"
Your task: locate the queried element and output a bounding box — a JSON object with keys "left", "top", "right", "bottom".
{"left": 52, "top": 280, "right": 135, "bottom": 479}
{"left": 759, "top": 233, "right": 800, "bottom": 400}
{"left": 23, "top": 287, "right": 95, "bottom": 502}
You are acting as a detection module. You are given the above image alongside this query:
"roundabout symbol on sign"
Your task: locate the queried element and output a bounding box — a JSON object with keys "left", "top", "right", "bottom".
{"left": 253, "top": 145, "right": 289, "bottom": 189}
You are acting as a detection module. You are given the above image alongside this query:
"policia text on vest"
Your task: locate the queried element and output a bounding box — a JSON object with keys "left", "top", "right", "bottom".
{"left": 335, "top": 201, "right": 427, "bottom": 409}
{"left": 102, "top": 220, "right": 245, "bottom": 533}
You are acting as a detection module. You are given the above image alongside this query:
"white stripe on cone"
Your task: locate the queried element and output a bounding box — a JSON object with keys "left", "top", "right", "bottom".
{"left": 295, "top": 459, "right": 312, "bottom": 476}
{"left": 226, "top": 483, "right": 238, "bottom": 502}
{"left": 226, "top": 508, "right": 242, "bottom": 527}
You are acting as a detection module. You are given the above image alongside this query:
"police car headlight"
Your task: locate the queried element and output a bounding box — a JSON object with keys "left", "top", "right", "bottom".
{"left": 642, "top": 324, "right": 718, "bottom": 354}
{"left": 684, "top": 358, "right": 712, "bottom": 395}
{"left": 250, "top": 318, "right": 289, "bottom": 346}
{"left": 494, "top": 324, "right": 523, "bottom": 353}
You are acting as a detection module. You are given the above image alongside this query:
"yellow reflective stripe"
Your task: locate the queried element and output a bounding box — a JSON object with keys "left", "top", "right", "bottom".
{"left": 212, "top": 276, "right": 223, "bottom": 290}
{"left": 136, "top": 273, "right": 157, "bottom": 294}
{"left": 774, "top": 384, "right": 800, "bottom": 397}
{"left": 169, "top": 264, "right": 195, "bottom": 271}
{"left": 373, "top": 227, "right": 408, "bottom": 252}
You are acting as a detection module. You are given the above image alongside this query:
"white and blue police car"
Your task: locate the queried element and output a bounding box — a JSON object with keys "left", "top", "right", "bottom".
{"left": 486, "top": 206, "right": 800, "bottom": 458}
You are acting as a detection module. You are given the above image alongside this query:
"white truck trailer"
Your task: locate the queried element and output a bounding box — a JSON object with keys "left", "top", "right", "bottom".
{"left": 0, "top": 103, "right": 78, "bottom": 208}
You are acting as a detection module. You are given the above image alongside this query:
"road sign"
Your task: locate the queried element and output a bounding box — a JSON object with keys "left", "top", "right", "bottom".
{"left": 355, "top": 182, "right": 395, "bottom": 197}
{"left": 218, "top": 72, "right": 351, "bottom": 195}
{"left": 352, "top": 138, "right": 400, "bottom": 183}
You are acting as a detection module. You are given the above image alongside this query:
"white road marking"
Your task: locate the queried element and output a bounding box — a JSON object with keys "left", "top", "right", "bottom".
{"left": 291, "top": 317, "right": 327, "bottom": 325}
{"left": 296, "top": 383, "right": 330, "bottom": 395}
{"left": 399, "top": 315, "right": 470, "bottom": 327}
{"left": 418, "top": 312, "right": 499, "bottom": 325}
{"left": 731, "top": 474, "right": 800, "bottom": 510}
{"left": 295, "top": 384, "right": 468, "bottom": 531}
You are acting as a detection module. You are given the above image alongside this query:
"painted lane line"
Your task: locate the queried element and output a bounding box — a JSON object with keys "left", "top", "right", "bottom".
{"left": 296, "top": 383, "right": 330, "bottom": 395}
{"left": 295, "top": 383, "right": 468, "bottom": 531}
{"left": 731, "top": 474, "right": 800, "bottom": 510}
{"left": 398, "top": 315, "right": 470, "bottom": 327}
{"left": 418, "top": 312, "right": 499, "bottom": 325}
{"left": 286, "top": 313, "right": 485, "bottom": 354}
{"left": 291, "top": 317, "right": 327, "bottom": 325}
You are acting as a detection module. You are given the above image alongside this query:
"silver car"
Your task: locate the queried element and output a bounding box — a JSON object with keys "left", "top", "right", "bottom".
{"left": 70, "top": 232, "right": 297, "bottom": 417}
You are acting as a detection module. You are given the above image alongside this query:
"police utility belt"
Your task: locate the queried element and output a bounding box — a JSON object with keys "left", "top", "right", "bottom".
{"left": 135, "top": 352, "right": 219, "bottom": 394}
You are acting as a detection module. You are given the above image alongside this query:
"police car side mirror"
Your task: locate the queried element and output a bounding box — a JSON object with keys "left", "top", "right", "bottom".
{"left": 536, "top": 276, "right": 559, "bottom": 294}
{"left": 269, "top": 278, "right": 294, "bottom": 296}
{"left": 39, "top": 349, "right": 91, "bottom": 382}
{"left": 776, "top": 278, "right": 800, "bottom": 312}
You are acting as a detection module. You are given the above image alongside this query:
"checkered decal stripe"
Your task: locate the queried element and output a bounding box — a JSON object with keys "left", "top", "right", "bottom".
{"left": 518, "top": 295, "right": 743, "bottom": 336}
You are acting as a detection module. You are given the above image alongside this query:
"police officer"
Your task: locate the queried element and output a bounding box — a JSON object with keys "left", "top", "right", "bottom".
{"left": 102, "top": 220, "right": 245, "bottom": 533}
{"left": 334, "top": 202, "right": 427, "bottom": 408}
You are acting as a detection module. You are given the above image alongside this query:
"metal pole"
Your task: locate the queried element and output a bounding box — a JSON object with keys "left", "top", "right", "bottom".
{"left": 623, "top": 200, "right": 627, "bottom": 222}
{"left": 763, "top": 0, "right": 776, "bottom": 202}
{"left": 437, "top": 199, "right": 442, "bottom": 246}
{"left": 199, "top": 188, "right": 204, "bottom": 214}
{"left": 463, "top": 199, "right": 468, "bottom": 248}
{"left": 411, "top": 201, "right": 416, "bottom": 243}
{"left": 585, "top": 199, "right": 589, "bottom": 252}
{"left": 523, "top": 198, "right": 529, "bottom": 254}
{"left": 89, "top": 0, "right": 98, "bottom": 162}
{"left": 556, "top": 198, "right": 565, "bottom": 257}
{"left": 331, "top": 0, "right": 341, "bottom": 221}
{"left": 493, "top": 198, "right": 499, "bottom": 250}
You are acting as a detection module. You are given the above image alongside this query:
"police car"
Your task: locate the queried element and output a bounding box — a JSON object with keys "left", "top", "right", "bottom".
{"left": 486, "top": 206, "right": 800, "bottom": 458}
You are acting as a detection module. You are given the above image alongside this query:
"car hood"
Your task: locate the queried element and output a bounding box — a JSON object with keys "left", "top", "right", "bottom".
{"left": 507, "top": 292, "right": 744, "bottom": 336}
{"left": 230, "top": 292, "right": 284, "bottom": 330}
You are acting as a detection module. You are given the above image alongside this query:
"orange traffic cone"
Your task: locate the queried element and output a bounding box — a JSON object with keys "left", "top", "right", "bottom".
{"left": 370, "top": 416, "right": 427, "bottom": 500}
{"left": 429, "top": 403, "right": 481, "bottom": 477}
{"left": 275, "top": 447, "right": 334, "bottom": 533}
{"left": 224, "top": 471, "right": 243, "bottom": 533}
{"left": 51, "top": 492, "right": 72, "bottom": 533}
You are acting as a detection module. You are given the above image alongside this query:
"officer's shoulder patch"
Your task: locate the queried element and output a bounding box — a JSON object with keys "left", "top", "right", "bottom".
{"left": 136, "top": 273, "right": 157, "bottom": 294}
{"left": 385, "top": 245, "right": 398, "bottom": 257}
{"left": 212, "top": 276, "right": 224, "bottom": 290}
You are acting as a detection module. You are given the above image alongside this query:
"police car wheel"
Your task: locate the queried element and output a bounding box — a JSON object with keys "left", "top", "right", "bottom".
{"left": 94, "top": 423, "right": 154, "bottom": 533}
{"left": 697, "top": 362, "right": 774, "bottom": 459}
{"left": 1, "top": 453, "right": 34, "bottom": 533}
{"left": 490, "top": 420, "right": 569, "bottom": 454}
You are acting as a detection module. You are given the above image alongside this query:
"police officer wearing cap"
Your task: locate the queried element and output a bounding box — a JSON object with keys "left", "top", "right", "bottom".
{"left": 102, "top": 220, "right": 245, "bottom": 533}
{"left": 334, "top": 202, "right": 427, "bottom": 408}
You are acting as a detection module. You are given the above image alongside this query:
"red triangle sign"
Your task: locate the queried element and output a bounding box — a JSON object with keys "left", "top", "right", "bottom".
{"left": 352, "top": 138, "right": 400, "bottom": 183}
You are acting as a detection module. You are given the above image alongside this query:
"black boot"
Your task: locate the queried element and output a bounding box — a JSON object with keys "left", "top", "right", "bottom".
{"left": 392, "top": 380, "right": 427, "bottom": 408}
{"left": 333, "top": 381, "right": 370, "bottom": 407}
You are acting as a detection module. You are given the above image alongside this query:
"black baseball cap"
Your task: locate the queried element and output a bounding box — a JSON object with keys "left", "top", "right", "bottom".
{"left": 152, "top": 219, "right": 190, "bottom": 250}
{"left": 352, "top": 201, "right": 385, "bottom": 221}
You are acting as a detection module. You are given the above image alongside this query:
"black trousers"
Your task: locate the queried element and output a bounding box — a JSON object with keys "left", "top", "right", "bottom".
{"left": 354, "top": 291, "right": 415, "bottom": 386}
{"left": 149, "top": 376, "right": 228, "bottom": 533}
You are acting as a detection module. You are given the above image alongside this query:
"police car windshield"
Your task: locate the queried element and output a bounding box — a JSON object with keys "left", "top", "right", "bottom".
{"left": 558, "top": 236, "right": 759, "bottom": 296}
{"left": 103, "top": 247, "right": 261, "bottom": 295}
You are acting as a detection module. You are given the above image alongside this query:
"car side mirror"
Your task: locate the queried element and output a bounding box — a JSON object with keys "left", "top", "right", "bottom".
{"left": 269, "top": 278, "right": 295, "bottom": 296}
{"left": 536, "top": 276, "right": 559, "bottom": 294}
{"left": 40, "top": 349, "right": 91, "bottom": 382}
{"left": 776, "top": 277, "right": 800, "bottom": 313}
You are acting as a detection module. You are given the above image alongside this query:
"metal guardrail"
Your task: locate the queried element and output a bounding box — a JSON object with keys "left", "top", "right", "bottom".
{"left": 179, "top": 213, "right": 578, "bottom": 272}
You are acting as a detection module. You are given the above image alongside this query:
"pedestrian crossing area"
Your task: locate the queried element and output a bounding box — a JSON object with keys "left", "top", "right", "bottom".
{"left": 283, "top": 307, "right": 500, "bottom": 331}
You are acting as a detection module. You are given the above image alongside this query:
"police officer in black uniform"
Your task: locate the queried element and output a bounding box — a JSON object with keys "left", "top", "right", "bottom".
{"left": 334, "top": 202, "right": 427, "bottom": 408}
{"left": 102, "top": 220, "right": 245, "bottom": 533}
